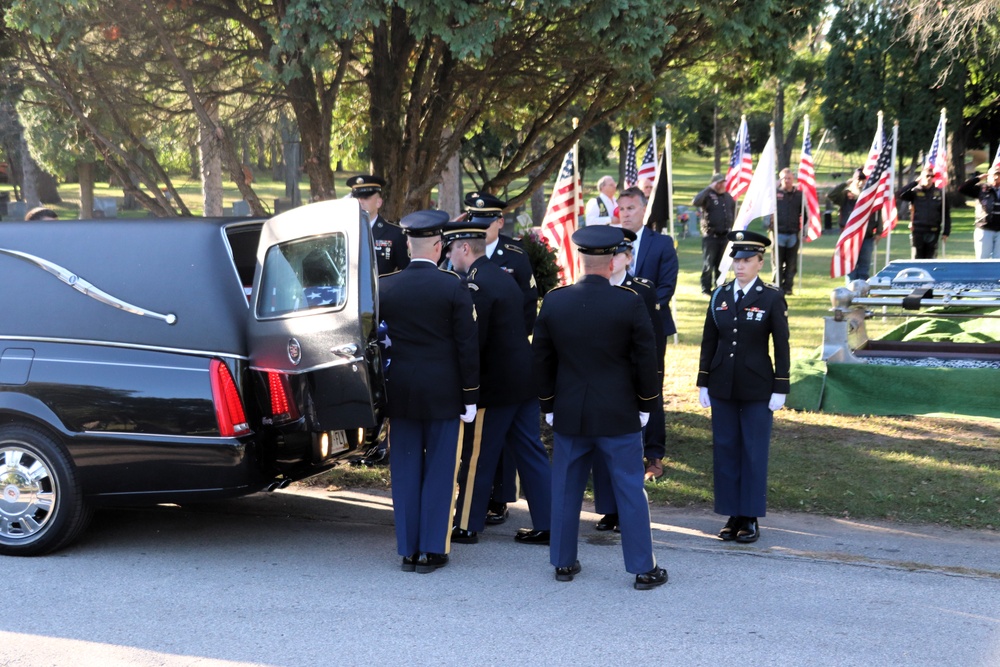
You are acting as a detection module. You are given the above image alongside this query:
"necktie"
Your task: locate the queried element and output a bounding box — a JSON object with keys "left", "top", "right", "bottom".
{"left": 734, "top": 289, "right": 742, "bottom": 305}
{"left": 629, "top": 240, "right": 638, "bottom": 274}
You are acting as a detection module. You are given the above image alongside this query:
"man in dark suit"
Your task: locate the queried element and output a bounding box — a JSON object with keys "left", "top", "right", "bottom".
{"left": 379, "top": 210, "right": 480, "bottom": 573}
{"left": 697, "top": 230, "right": 790, "bottom": 544}
{"left": 533, "top": 225, "right": 667, "bottom": 590}
{"left": 463, "top": 192, "right": 541, "bottom": 526}
{"left": 349, "top": 174, "right": 409, "bottom": 467}
{"left": 618, "top": 186, "right": 678, "bottom": 482}
{"left": 443, "top": 219, "right": 552, "bottom": 547}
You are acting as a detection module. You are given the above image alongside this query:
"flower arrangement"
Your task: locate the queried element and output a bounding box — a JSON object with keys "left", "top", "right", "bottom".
{"left": 518, "top": 228, "right": 562, "bottom": 296}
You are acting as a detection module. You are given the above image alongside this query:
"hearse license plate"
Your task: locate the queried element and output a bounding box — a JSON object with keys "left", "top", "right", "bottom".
{"left": 330, "top": 429, "right": 349, "bottom": 454}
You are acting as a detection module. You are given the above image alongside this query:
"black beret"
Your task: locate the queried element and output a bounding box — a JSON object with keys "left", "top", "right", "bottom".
{"left": 464, "top": 192, "right": 506, "bottom": 221}
{"left": 572, "top": 225, "right": 625, "bottom": 255}
{"left": 400, "top": 209, "right": 450, "bottom": 237}
{"left": 347, "top": 175, "right": 386, "bottom": 198}
{"left": 727, "top": 229, "right": 771, "bottom": 258}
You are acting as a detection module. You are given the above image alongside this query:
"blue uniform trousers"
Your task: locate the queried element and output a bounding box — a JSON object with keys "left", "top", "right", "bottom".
{"left": 387, "top": 417, "right": 462, "bottom": 556}
{"left": 456, "top": 400, "right": 552, "bottom": 531}
{"left": 551, "top": 432, "right": 655, "bottom": 574}
{"left": 710, "top": 397, "right": 772, "bottom": 518}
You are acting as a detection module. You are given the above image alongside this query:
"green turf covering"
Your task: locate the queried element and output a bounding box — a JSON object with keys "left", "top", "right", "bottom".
{"left": 788, "top": 309, "right": 1000, "bottom": 417}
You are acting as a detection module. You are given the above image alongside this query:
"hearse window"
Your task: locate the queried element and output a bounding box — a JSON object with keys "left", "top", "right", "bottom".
{"left": 257, "top": 233, "right": 348, "bottom": 318}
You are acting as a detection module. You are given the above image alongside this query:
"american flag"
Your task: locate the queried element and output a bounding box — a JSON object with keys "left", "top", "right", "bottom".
{"left": 623, "top": 130, "right": 638, "bottom": 189}
{"left": 725, "top": 117, "right": 753, "bottom": 200}
{"left": 926, "top": 112, "right": 948, "bottom": 188}
{"left": 798, "top": 119, "right": 822, "bottom": 242}
{"left": 832, "top": 135, "right": 894, "bottom": 278}
{"left": 992, "top": 144, "right": 1000, "bottom": 172}
{"left": 637, "top": 139, "right": 656, "bottom": 182}
{"left": 541, "top": 149, "right": 583, "bottom": 284}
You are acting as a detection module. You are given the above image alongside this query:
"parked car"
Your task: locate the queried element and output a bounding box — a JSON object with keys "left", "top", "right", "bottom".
{"left": 0, "top": 198, "right": 385, "bottom": 555}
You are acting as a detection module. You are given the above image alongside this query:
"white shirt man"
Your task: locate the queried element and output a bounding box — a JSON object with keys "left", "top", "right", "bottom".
{"left": 584, "top": 175, "right": 618, "bottom": 226}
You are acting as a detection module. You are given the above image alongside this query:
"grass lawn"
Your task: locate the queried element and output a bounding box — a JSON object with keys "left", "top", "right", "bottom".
{"left": 49, "top": 157, "right": 1000, "bottom": 530}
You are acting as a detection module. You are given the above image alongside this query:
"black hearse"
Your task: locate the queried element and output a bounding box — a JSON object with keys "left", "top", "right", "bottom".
{"left": 0, "top": 199, "right": 385, "bottom": 555}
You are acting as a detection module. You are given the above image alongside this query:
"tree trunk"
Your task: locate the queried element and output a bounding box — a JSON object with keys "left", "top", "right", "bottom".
{"left": 19, "top": 132, "right": 39, "bottom": 208}
{"left": 37, "top": 171, "right": 61, "bottom": 204}
{"left": 618, "top": 128, "right": 629, "bottom": 187}
{"left": 199, "top": 101, "right": 224, "bottom": 217}
{"left": 189, "top": 143, "right": 199, "bottom": 180}
{"left": 530, "top": 177, "right": 546, "bottom": 227}
{"left": 78, "top": 161, "right": 95, "bottom": 218}
{"left": 774, "top": 84, "right": 787, "bottom": 170}
{"left": 437, "top": 128, "right": 461, "bottom": 215}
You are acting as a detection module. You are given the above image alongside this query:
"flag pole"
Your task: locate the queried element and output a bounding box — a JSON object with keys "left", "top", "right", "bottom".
{"left": 769, "top": 123, "right": 780, "bottom": 287}
{"left": 884, "top": 121, "right": 899, "bottom": 268}
{"left": 940, "top": 108, "right": 947, "bottom": 259}
{"left": 651, "top": 123, "right": 658, "bottom": 165}
{"left": 572, "top": 117, "right": 581, "bottom": 281}
{"left": 797, "top": 116, "right": 809, "bottom": 293}
{"left": 666, "top": 124, "right": 674, "bottom": 239}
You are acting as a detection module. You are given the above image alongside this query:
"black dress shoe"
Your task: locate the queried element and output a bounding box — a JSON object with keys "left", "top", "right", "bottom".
{"left": 451, "top": 527, "right": 479, "bottom": 544}
{"left": 718, "top": 516, "right": 740, "bottom": 541}
{"left": 736, "top": 517, "right": 760, "bottom": 543}
{"left": 555, "top": 560, "right": 581, "bottom": 582}
{"left": 514, "top": 528, "right": 550, "bottom": 545}
{"left": 484, "top": 501, "right": 508, "bottom": 525}
{"left": 634, "top": 566, "right": 668, "bottom": 590}
{"left": 401, "top": 554, "right": 418, "bottom": 572}
{"left": 351, "top": 443, "right": 389, "bottom": 467}
{"left": 415, "top": 552, "right": 449, "bottom": 573}
{"left": 595, "top": 513, "right": 619, "bottom": 532}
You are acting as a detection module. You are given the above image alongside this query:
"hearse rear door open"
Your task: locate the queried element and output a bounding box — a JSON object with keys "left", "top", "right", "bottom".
{"left": 247, "top": 198, "right": 384, "bottom": 434}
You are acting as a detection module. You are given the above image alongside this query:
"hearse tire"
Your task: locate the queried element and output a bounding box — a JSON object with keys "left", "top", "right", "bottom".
{"left": 0, "top": 424, "right": 92, "bottom": 557}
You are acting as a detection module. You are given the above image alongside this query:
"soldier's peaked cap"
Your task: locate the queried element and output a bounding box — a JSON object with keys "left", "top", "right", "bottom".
{"left": 614, "top": 228, "right": 636, "bottom": 254}
{"left": 442, "top": 217, "right": 490, "bottom": 244}
{"left": 464, "top": 192, "right": 506, "bottom": 221}
{"left": 399, "top": 209, "right": 450, "bottom": 237}
{"left": 572, "top": 225, "right": 625, "bottom": 255}
{"left": 727, "top": 229, "right": 771, "bottom": 258}
{"left": 347, "top": 175, "right": 385, "bottom": 197}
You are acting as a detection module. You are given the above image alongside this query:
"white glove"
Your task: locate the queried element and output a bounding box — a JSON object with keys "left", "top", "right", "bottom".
{"left": 639, "top": 412, "right": 649, "bottom": 427}
{"left": 768, "top": 393, "right": 786, "bottom": 411}
{"left": 698, "top": 387, "right": 711, "bottom": 409}
{"left": 544, "top": 413, "right": 554, "bottom": 426}
{"left": 460, "top": 404, "right": 477, "bottom": 423}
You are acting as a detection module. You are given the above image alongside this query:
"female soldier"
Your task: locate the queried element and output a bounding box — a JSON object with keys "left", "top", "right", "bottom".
{"left": 696, "top": 230, "right": 790, "bottom": 543}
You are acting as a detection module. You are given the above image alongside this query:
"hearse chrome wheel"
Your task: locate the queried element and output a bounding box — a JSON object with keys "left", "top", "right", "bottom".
{"left": 0, "top": 425, "right": 91, "bottom": 556}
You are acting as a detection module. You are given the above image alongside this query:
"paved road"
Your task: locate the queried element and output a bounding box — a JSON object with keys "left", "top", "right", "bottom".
{"left": 1, "top": 486, "right": 998, "bottom": 667}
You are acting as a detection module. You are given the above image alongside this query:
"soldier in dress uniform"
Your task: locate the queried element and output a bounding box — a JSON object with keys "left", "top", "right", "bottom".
{"left": 533, "top": 225, "right": 668, "bottom": 590}
{"left": 379, "top": 210, "right": 479, "bottom": 573}
{"left": 462, "top": 192, "right": 541, "bottom": 526}
{"left": 443, "top": 219, "right": 552, "bottom": 547}
{"left": 697, "top": 229, "right": 790, "bottom": 544}
{"left": 591, "top": 228, "right": 660, "bottom": 532}
{"left": 348, "top": 174, "right": 408, "bottom": 466}
{"left": 348, "top": 175, "right": 409, "bottom": 276}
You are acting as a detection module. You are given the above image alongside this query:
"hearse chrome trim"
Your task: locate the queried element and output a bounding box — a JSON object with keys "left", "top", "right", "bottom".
{"left": 0, "top": 248, "right": 178, "bottom": 324}
{"left": 0, "top": 335, "right": 248, "bottom": 361}
{"left": 250, "top": 354, "right": 364, "bottom": 375}
{"left": 80, "top": 430, "right": 249, "bottom": 442}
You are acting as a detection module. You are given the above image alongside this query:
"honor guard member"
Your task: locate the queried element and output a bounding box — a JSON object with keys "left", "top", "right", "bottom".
{"left": 464, "top": 191, "right": 541, "bottom": 524}
{"left": 697, "top": 230, "right": 790, "bottom": 545}
{"left": 899, "top": 166, "right": 951, "bottom": 259}
{"left": 443, "top": 219, "right": 552, "bottom": 547}
{"left": 349, "top": 174, "right": 407, "bottom": 466}
{"left": 379, "top": 210, "right": 480, "bottom": 573}
{"left": 349, "top": 175, "right": 409, "bottom": 276}
{"left": 533, "top": 225, "right": 668, "bottom": 590}
{"left": 591, "top": 228, "right": 660, "bottom": 532}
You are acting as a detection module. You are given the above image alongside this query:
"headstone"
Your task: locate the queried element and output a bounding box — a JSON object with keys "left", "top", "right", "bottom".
{"left": 6, "top": 201, "right": 29, "bottom": 221}
{"left": 93, "top": 197, "right": 118, "bottom": 218}
{"left": 231, "top": 200, "right": 251, "bottom": 217}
